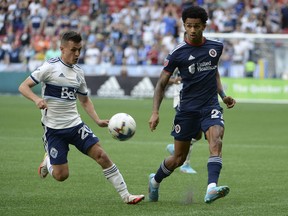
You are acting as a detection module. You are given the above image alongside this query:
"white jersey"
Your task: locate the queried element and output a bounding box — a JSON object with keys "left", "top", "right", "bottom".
{"left": 30, "top": 57, "right": 88, "bottom": 129}
{"left": 172, "top": 70, "right": 182, "bottom": 109}
{"left": 172, "top": 82, "right": 182, "bottom": 108}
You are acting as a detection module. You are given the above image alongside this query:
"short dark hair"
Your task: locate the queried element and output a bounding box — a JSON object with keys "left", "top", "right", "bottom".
{"left": 182, "top": 6, "right": 208, "bottom": 24}
{"left": 61, "top": 31, "right": 82, "bottom": 44}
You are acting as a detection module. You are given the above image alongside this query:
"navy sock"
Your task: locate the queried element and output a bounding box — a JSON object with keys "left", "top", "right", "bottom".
{"left": 154, "top": 160, "right": 173, "bottom": 183}
{"left": 207, "top": 156, "right": 222, "bottom": 185}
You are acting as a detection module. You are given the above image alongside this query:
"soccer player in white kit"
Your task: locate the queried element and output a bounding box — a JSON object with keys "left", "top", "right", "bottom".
{"left": 18, "top": 31, "right": 144, "bottom": 204}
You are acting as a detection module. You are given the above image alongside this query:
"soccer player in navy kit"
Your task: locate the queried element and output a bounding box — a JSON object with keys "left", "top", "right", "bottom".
{"left": 18, "top": 31, "right": 144, "bottom": 204}
{"left": 148, "top": 6, "right": 236, "bottom": 203}
{"left": 166, "top": 69, "right": 200, "bottom": 174}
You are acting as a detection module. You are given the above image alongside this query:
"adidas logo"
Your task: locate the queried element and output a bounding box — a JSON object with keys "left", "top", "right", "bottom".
{"left": 97, "top": 76, "right": 125, "bottom": 97}
{"left": 131, "top": 77, "right": 154, "bottom": 97}
{"left": 188, "top": 55, "right": 195, "bottom": 60}
{"left": 165, "top": 85, "right": 176, "bottom": 98}
{"left": 59, "top": 73, "right": 65, "bottom": 77}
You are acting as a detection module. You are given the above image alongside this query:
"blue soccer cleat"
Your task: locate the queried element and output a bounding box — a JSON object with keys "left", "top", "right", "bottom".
{"left": 148, "top": 173, "right": 159, "bottom": 202}
{"left": 166, "top": 144, "right": 174, "bottom": 155}
{"left": 204, "top": 186, "right": 230, "bottom": 204}
{"left": 180, "top": 163, "right": 197, "bottom": 174}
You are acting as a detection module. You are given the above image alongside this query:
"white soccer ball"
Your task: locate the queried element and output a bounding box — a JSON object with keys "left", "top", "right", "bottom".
{"left": 108, "top": 113, "right": 136, "bottom": 141}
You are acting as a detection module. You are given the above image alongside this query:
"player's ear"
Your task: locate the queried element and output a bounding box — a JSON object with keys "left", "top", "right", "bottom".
{"left": 202, "top": 23, "right": 207, "bottom": 30}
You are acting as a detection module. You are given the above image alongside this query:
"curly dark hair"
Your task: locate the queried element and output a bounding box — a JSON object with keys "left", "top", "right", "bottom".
{"left": 182, "top": 6, "right": 208, "bottom": 24}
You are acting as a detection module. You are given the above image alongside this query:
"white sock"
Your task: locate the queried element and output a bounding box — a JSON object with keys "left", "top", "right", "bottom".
{"left": 46, "top": 155, "right": 53, "bottom": 176}
{"left": 207, "top": 183, "right": 217, "bottom": 191}
{"left": 103, "top": 164, "right": 129, "bottom": 200}
{"left": 151, "top": 177, "right": 159, "bottom": 188}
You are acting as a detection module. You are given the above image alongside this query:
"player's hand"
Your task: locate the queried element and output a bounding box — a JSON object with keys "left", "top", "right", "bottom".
{"left": 149, "top": 112, "right": 159, "bottom": 131}
{"left": 35, "top": 98, "right": 48, "bottom": 110}
{"left": 174, "top": 77, "right": 182, "bottom": 84}
{"left": 223, "top": 96, "right": 236, "bottom": 109}
{"left": 97, "top": 119, "right": 109, "bottom": 127}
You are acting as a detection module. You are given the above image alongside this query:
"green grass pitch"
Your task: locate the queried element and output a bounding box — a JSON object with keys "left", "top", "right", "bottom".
{"left": 0, "top": 95, "right": 287, "bottom": 216}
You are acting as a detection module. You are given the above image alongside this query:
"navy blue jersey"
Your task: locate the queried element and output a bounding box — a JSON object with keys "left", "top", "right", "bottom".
{"left": 163, "top": 38, "right": 223, "bottom": 111}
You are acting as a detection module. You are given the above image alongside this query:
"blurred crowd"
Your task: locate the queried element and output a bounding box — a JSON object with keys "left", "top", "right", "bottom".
{"left": 0, "top": 0, "right": 288, "bottom": 76}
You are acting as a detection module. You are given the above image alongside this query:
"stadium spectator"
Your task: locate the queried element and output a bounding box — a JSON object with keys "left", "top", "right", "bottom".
{"left": 245, "top": 58, "right": 256, "bottom": 78}
{"left": 43, "top": 9, "right": 57, "bottom": 36}
{"left": 266, "top": 3, "right": 282, "bottom": 33}
{"left": 113, "top": 45, "right": 124, "bottom": 65}
{"left": 220, "top": 41, "right": 234, "bottom": 77}
{"left": 0, "top": 7, "right": 7, "bottom": 36}
{"left": 84, "top": 43, "right": 101, "bottom": 65}
{"left": 10, "top": 0, "right": 27, "bottom": 33}
{"left": 161, "top": 31, "right": 177, "bottom": 52}
{"left": 44, "top": 37, "right": 61, "bottom": 60}
{"left": 281, "top": 1, "right": 288, "bottom": 31}
{"left": 18, "top": 30, "right": 145, "bottom": 205}
{"left": 28, "top": 8, "right": 44, "bottom": 35}
{"left": 19, "top": 26, "right": 31, "bottom": 47}
{"left": 1, "top": 36, "right": 11, "bottom": 53}
{"left": 7, "top": 41, "right": 23, "bottom": 63}
{"left": 147, "top": 44, "right": 159, "bottom": 65}
{"left": 32, "top": 34, "right": 50, "bottom": 53}
{"left": 0, "top": 0, "right": 287, "bottom": 79}
{"left": 123, "top": 42, "right": 138, "bottom": 65}
{"left": 23, "top": 43, "right": 35, "bottom": 70}
{"left": 137, "top": 43, "right": 149, "bottom": 65}
{"left": 56, "top": 6, "right": 71, "bottom": 36}
{"left": 0, "top": 40, "right": 8, "bottom": 64}
{"left": 162, "top": 11, "right": 178, "bottom": 36}
{"left": 28, "top": 0, "right": 41, "bottom": 16}
{"left": 4, "top": 25, "right": 15, "bottom": 44}
{"left": 69, "top": 10, "right": 81, "bottom": 31}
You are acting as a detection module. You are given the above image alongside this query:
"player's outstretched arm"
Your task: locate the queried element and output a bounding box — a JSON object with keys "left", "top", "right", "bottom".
{"left": 78, "top": 95, "right": 109, "bottom": 127}
{"left": 215, "top": 70, "right": 236, "bottom": 109}
{"left": 149, "top": 71, "right": 171, "bottom": 131}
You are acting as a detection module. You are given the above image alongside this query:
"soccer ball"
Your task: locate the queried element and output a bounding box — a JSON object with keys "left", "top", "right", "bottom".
{"left": 108, "top": 113, "right": 136, "bottom": 141}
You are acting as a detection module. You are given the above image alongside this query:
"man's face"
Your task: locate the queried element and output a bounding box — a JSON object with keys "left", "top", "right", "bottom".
{"left": 184, "top": 18, "right": 206, "bottom": 43}
{"left": 60, "top": 40, "right": 82, "bottom": 65}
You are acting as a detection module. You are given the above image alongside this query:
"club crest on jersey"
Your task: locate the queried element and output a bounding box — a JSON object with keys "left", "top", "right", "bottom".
{"left": 50, "top": 147, "right": 58, "bottom": 159}
{"left": 209, "top": 49, "right": 217, "bottom": 57}
{"left": 174, "top": 124, "right": 181, "bottom": 133}
{"left": 76, "top": 75, "right": 81, "bottom": 83}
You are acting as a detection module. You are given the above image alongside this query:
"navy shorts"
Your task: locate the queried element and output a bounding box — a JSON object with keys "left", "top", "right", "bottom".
{"left": 171, "top": 106, "right": 224, "bottom": 141}
{"left": 42, "top": 122, "right": 99, "bottom": 165}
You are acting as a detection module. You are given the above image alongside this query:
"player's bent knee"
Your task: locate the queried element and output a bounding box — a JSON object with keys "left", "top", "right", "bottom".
{"left": 170, "top": 155, "right": 186, "bottom": 169}
{"left": 52, "top": 170, "right": 69, "bottom": 182}
{"left": 53, "top": 173, "right": 69, "bottom": 181}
